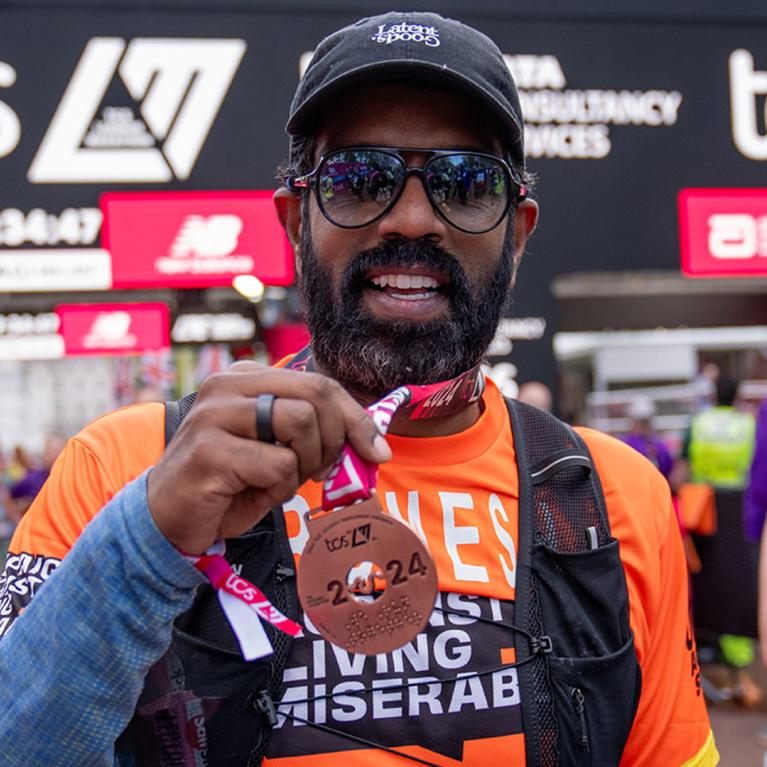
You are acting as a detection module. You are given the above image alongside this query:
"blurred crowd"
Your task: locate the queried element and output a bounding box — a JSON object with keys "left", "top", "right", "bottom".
{"left": 607, "top": 373, "right": 766, "bottom": 715}
{"left": 0, "top": 383, "right": 164, "bottom": 558}
{"left": 0, "top": 436, "right": 65, "bottom": 558}
{"left": 517, "top": 368, "right": 767, "bottom": 733}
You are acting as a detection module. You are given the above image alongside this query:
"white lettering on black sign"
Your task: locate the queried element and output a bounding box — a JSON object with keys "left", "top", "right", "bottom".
{"left": 28, "top": 37, "right": 245, "bottom": 183}
{"left": 504, "top": 54, "right": 684, "bottom": 160}
{"left": 0, "top": 62, "right": 20, "bottom": 159}
{"left": 730, "top": 49, "right": 767, "bottom": 161}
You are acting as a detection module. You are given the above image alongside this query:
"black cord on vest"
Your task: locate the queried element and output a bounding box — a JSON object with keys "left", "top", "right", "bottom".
{"left": 280, "top": 605, "right": 547, "bottom": 707}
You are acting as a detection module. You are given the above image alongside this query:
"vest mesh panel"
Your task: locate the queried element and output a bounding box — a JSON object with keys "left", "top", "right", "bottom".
{"left": 512, "top": 401, "right": 611, "bottom": 767}
{"left": 178, "top": 391, "right": 198, "bottom": 421}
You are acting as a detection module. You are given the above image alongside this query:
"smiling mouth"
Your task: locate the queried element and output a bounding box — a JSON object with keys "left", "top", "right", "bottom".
{"left": 365, "top": 270, "right": 448, "bottom": 302}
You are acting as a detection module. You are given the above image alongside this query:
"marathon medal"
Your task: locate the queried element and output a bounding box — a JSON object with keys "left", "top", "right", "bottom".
{"left": 297, "top": 494, "right": 437, "bottom": 655}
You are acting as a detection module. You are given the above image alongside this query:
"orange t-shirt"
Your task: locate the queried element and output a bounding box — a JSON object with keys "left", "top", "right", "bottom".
{"left": 3, "top": 382, "right": 717, "bottom": 766}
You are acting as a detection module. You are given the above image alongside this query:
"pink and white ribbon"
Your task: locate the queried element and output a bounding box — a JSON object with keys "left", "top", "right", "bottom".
{"left": 183, "top": 542, "right": 302, "bottom": 661}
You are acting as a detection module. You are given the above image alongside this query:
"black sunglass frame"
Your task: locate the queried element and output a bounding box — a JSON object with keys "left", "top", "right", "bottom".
{"left": 286, "top": 146, "right": 527, "bottom": 234}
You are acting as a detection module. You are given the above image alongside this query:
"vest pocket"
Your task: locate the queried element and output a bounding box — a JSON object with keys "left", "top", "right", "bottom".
{"left": 548, "top": 637, "right": 640, "bottom": 767}
{"left": 532, "top": 538, "right": 632, "bottom": 658}
{"left": 117, "top": 525, "right": 289, "bottom": 767}
{"left": 530, "top": 538, "right": 641, "bottom": 764}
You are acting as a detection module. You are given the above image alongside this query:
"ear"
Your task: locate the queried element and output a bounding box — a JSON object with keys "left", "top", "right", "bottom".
{"left": 509, "top": 198, "right": 539, "bottom": 280}
{"left": 274, "top": 187, "right": 302, "bottom": 252}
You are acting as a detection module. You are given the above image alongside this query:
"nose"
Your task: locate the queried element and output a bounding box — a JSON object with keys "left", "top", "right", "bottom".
{"left": 375, "top": 173, "right": 448, "bottom": 242}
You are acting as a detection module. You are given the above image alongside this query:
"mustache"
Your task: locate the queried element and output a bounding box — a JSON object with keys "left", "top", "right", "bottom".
{"left": 340, "top": 238, "right": 470, "bottom": 301}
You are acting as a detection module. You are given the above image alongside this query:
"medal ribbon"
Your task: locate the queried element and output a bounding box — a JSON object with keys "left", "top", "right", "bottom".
{"left": 180, "top": 347, "right": 484, "bottom": 660}
{"left": 320, "top": 364, "right": 485, "bottom": 509}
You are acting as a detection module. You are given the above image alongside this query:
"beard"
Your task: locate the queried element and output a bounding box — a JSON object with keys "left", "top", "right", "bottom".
{"left": 298, "top": 225, "right": 516, "bottom": 397}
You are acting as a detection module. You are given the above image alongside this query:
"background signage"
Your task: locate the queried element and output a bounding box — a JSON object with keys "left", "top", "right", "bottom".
{"left": 55, "top": 302, "right": 169, "bottom": 355}
{"left": 2, "top": 2, "right": 767, "bottom": 386}
{"left": 0, "top": 249, "right": 111, "bottom": 291}
{"left": 102, "top": 191, "right": 294, "bottom": 288}
{"left": 171, "top": 312, "right": 256, "bottom": 344}
{"left": 0, "top": 311, "right": 63, "bottom": 360}
{"left": 679, "top": 188, "right": 767, "bottom": 277}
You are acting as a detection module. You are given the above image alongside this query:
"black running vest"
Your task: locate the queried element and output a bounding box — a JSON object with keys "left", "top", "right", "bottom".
{"left": 115, "top": 395, "right": 641, "bottom": 767}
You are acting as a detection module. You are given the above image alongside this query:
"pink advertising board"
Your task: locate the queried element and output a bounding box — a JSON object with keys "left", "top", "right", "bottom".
{"left": 679, "top": 188, "right": 767, "bottom": 277}
{"left": 102, "top": 191, "right": 294, "bottom": 289}
{"left": 56, "top": 302, "right": 170, "bottom": 355}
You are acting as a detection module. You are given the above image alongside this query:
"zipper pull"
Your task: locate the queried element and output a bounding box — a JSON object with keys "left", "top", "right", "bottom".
{"left": 571, "top": 687, "right": 589, "bottom": 751}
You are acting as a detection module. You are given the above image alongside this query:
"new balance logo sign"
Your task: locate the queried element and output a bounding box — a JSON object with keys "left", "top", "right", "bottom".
{"left": 28, "top": 37, "right": 246, "bottom": 183}
{"left": 156, "top": 215, "right": 254, "bottom": 275}
{"left": 171, "top": 214, "right": 243, "bottom": 258}
{"left": 84, "top": 311, "right": 136, "bottom": 349}
{"left": 371, "top": 22, "right": 440, "bottom": 47}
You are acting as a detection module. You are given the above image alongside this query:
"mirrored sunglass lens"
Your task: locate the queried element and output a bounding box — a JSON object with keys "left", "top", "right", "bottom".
{"left": 318, "top": 151, "right": 403, "bottom": 226}
{"left": 426, "top": 154, "right": 509, "bottom": 231}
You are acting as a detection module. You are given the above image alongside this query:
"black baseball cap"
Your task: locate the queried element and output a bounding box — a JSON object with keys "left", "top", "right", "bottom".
{"left": 287, "top": 11, "right": 525, "bottom": 167}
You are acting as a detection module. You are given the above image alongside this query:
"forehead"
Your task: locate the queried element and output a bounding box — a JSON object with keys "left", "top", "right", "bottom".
{"left": 314, "top": 81, "right": 505, "bottom": 156}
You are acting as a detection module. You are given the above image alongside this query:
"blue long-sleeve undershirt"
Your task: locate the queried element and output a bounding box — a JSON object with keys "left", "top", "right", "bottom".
{"left": 0, "top": 471, "right": 205, "bottom": 767}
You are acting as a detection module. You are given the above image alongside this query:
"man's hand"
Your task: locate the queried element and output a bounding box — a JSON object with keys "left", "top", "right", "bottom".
{"left": 147, "top": 364, "right": 392, "bottom": 555}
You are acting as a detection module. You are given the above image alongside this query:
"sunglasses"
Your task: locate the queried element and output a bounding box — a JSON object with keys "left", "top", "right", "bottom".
{"left": 287, "top": 146, "right": 526, "bottom": 234}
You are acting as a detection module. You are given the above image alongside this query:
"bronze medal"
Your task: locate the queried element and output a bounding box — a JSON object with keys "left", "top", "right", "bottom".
{"left": 297, "top": 494, "right": 438, "bottom": 655}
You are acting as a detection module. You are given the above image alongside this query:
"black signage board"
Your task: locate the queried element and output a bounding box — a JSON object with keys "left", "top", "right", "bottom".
{"left": 2, "top": 4, "right": 767, "bottom": 390}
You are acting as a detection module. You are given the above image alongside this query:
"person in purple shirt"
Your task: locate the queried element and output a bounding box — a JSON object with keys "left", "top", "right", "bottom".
{"left": 748, "top": 401, "right": 767, "bottom": 713}
{"left": 9, "top": 469, "right": 48, "bottom": 505}
{"left": 622, "top": 397, "right": 674, "bottom": 481}
{"left": 9, "top": 435, "right": 65, "bottom": 518}
{"left": 745, "top": 400, "right": 767, "bottom": 543}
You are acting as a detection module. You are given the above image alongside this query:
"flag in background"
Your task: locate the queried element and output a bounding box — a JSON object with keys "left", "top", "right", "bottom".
{"left": 194, "top": 344, "right": 233, "bottom": 385}
{"left": 113, "top": 356, "right": 136, "bottom": 407}
{"left": 139, "top": 349, "right": 176, "bottom": 396}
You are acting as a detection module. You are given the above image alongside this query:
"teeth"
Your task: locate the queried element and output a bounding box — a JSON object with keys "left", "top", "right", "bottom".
{"left": 390, "top": 292, "right": 433, "bottom": 301}
{"left": 370, "top": 274, "right": 439, "bottom": 289}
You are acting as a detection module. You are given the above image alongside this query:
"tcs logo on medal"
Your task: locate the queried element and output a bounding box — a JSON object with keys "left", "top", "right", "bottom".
{"left": 325, "top": 523, "right": 373, "bottom": 552}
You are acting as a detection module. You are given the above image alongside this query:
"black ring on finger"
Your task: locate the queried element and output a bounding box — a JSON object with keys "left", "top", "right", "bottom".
{"left": 255, "top": 394, "right": 277, "bottom": 443}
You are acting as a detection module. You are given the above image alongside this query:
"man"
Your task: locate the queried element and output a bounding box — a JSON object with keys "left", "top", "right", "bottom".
{"left": 0, "top": 11, "right": 716, "bottom": 766}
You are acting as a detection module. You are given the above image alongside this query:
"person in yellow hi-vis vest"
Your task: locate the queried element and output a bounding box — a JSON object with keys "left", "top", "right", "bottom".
{"left": 688, "top": 379, "right": 756, "bottom": 489}
{"left": 681, "top": 376, "right": 757, "bottom": 702}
